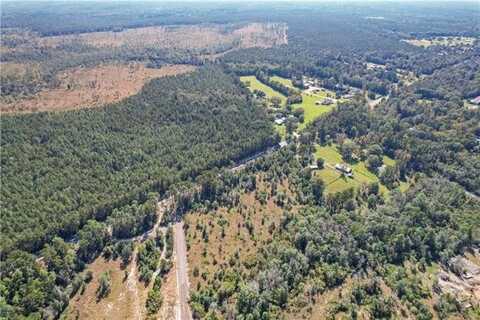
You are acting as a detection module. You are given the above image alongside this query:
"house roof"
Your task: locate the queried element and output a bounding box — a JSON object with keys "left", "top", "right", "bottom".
{"left": 470, "top": 96, "right": 480, "bottom": 104}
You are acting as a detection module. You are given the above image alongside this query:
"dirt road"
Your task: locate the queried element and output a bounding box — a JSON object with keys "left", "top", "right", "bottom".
{"left": 125, "top": 197, "right": 172, "bottom": 320}
{"left": 174, "top": 221, "right": 192, "bottom": 320}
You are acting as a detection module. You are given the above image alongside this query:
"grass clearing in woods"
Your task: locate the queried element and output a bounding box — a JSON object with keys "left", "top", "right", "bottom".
{"left": 271, "top": 75, "right": 336, "bottom": 129}
{"left": 314, "top": 144, "right": 407, "bottom": 194}
{"left": 240, "top": 75, "right": 287, "bottom": 106}
{"left": 403, "top": 36, "right": 475, "bottom": 48}
{"left": 270, "top": 75, "right": 296, "bottom": 89}
{"left": 293, "top": 93, "right": 336, "bottom": 129}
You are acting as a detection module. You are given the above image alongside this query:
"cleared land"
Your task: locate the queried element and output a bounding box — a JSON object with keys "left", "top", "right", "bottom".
{"left": 33, "top": 23, "right": 287, "bottom": 52}
{"left": 240, "top": 75, "right": 287, "bottom": 106}
{"left": 0, "top": 63, "right": 196, "bottom": 113}
{"left": 67, "top": 199, "right": 175, "bottom": 320}
{"left": 67, "top": 256, "right": 150, "bottom": 320}
{"left": 403, "top": 36, "right": 476, "bottom": 47}
{"left": 314, "top": 144, "right": 405, "bottom": 194}
{"left": 1, "top": 22, "right": 287, "bottom": 113}
{"left": 270, "top": 75, "right": 296, "bottom": 89}
{"left": 185, "top": 178, "right": 293, "bottom": 291}
{"left": 293, "top": 93, "right": 336, "bottom": 130}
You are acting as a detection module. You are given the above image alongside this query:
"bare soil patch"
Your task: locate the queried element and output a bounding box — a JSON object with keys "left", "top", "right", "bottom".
{"left": 67, "top": 255, "right": 151, "bottom": 320}
{"left": 158, "top": 263, "right": 177, "bottom": 320}
{"left": 0, "top": 63, "right": 195, "bottom": 113}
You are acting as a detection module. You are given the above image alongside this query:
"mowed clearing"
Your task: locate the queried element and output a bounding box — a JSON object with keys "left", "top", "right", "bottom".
{"left": 272, "top": 75, "right": 337, "bottom": 129}
{"left": 240, "top": 75, "right": 337, "bottom": 135}
{"left": 314, "top": 144, "right": 405, "bottom": 194}
{"left": 0, "top": 63, "right": 196, "bottom": 113}
{"left": 240, "top": 75, "right": 287, "bottom": 106}
{"left": 292, "top": 93, "right": 335, "bottom": 130}
{"left": 270, "top": 75, "right": 296, "bottom": 89}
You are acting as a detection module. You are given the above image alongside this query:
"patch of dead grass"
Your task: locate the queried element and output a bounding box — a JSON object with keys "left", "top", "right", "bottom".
{"left": 185, "top": 177, "right": 291, "bottom": 291}
{"left": 67, "top": 255, "right": 150, "bottom": 320}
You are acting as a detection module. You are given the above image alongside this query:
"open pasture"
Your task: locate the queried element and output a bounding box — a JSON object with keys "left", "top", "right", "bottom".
{"left": 240, "top": 75, "right": 287, "bottom": 106}
{"left": 314, "top": 144, "right": 403, "bottom": 194}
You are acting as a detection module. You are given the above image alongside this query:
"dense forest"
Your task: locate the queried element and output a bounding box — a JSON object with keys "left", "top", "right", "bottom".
{"left": 1, "top": 66, "right": 275, "bottom": 253}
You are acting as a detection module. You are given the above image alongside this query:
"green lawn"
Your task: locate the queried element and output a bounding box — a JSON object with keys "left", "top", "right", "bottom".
{"left": 293, "top": 91, "right": 336, "bottom": 129}
{"left": 270, "top": 75, "right": 296, "bottom": 90}
{"left": 240, "top": 76, "right": 287, "bottom": 106}
{"left": 275, "top": 124, "right": 286, "bottom": 139}
{"left": 314, "top": 144, "right": 406, "bottom": 194}
{"left": 316, "top": 168, "right": 354, "bottom": 194}
{"left": 241, "top": 75, "right": 336, "bottom": 131}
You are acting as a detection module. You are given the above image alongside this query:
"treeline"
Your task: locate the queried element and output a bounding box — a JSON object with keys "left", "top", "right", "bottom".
{"left": 108, "top": 193, "right": 158, "bottom": 239}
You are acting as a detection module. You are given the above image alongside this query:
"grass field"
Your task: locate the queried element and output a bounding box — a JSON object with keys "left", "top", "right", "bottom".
{"left": 270, "top": 75, "right": 297, "bottom": 90}
{"left": 403, "top": 36, "right": 475, "bottom": 48}
{"left": 269, "top": 75, "right": 337, "bottom": 129}
{"left": 314, "top": 144, "right": 407, "bottom": 194}
{"left": 240, "top": 75, "right": 287, "bottom": 106}
{"left": 293, "top": 94, "right": 335, "bottom": 130}
{"left": 241, "top": 75, "right": 335, "bottom": 136}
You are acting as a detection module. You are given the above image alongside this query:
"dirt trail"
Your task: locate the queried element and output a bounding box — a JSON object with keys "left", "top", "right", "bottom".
{"left": 121, "top": 198, "right": 174, "bottom": 319}
{"left": 174, "top": 221, "right": 192, "bottom": 320}
{"left": 126, "top": 247, "right": 142, "bottom": 320}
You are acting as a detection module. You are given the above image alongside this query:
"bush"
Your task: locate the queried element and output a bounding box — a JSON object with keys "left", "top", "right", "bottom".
{"left": 96, "top": 271, "right": 112, "bottom": 300}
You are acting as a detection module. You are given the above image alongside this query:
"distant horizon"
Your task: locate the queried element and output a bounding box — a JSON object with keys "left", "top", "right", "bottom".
{"left": 2, "top": 0, "right": 479, "bottom": 3}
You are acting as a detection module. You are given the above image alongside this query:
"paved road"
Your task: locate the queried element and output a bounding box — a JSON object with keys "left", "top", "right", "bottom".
{"left": 174, "top": 221, "right": 192, "bottom": 320}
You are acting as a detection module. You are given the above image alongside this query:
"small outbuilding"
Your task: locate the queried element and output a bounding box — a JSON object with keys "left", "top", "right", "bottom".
{"left": 335, "top": 163, "right": 353, "bottom": 177}
{"left": 274, "top": 117, "right": 286, "bottom": 125}
{"left": 470, "top": 96, "right": 480, "bottom": 105}
{"left": 316, "top": 97, "right": 335, "bottom": 106}
{"left": 279, "top": 141, "right": 288, "bottom": 148}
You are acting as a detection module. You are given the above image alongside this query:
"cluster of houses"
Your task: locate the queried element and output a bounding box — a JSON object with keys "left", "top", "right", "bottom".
{"left": 307, "top": 160, "right": 354, "bottom": 177}
{"left": 303, "top": 75, "right": 362, "bottom": 101}
{"left": 303, "top": 76, "right": 318, "bottom": 88}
